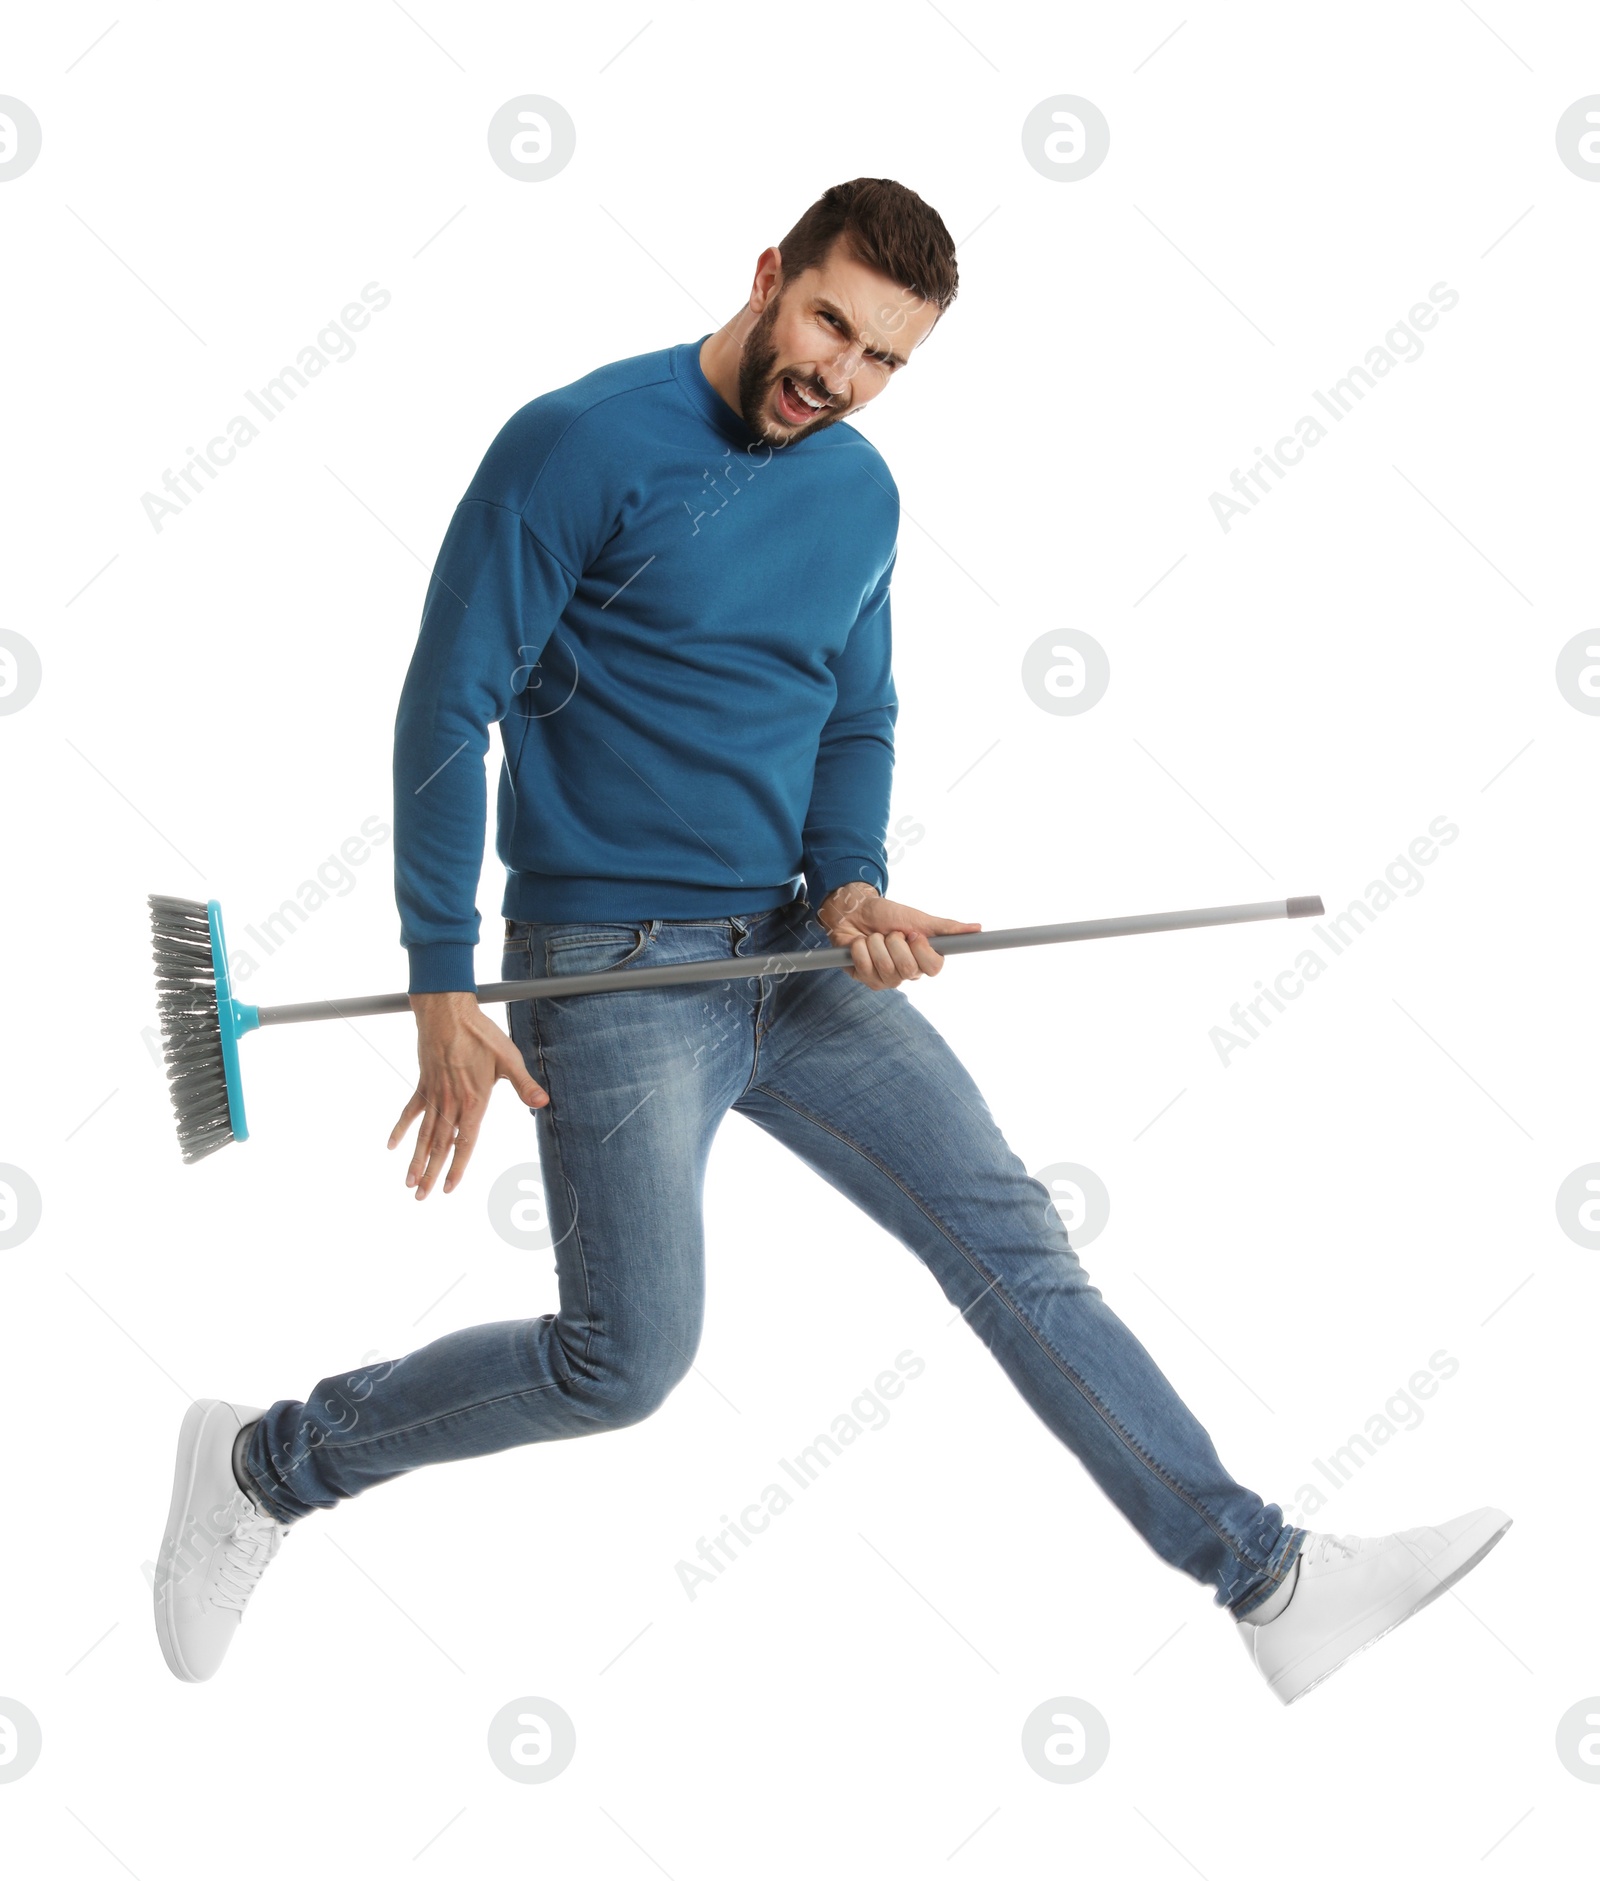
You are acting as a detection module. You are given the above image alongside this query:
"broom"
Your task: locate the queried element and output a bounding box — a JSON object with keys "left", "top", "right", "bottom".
{"left": 148, "top": 891, "right": 1325, "bottom": 1163}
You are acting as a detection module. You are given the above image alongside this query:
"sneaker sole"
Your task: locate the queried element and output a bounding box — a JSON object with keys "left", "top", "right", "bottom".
{"left": 154, "top": 1399, "right": 240, "bottom": 1684}
{"left": 1269, "top": 1507, "right": 1513, "bottom": 1705}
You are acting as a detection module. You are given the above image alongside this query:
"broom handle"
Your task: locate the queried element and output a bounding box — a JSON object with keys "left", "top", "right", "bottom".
{"left": 252, "top": 896, "right": 1323, "bottom": 1027}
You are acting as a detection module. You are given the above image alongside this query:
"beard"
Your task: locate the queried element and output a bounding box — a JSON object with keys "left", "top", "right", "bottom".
{"left": 736, "top": 292, "right": 848, "bottom": 444}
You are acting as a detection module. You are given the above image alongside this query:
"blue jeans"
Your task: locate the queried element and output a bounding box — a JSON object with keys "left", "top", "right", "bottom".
{"left": 243, "top": 895, "right": 1304, "bottom": 1619}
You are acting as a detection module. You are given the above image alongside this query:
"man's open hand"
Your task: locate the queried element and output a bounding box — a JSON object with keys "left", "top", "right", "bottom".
{"left": 816, "top": 884, "right": 981, "bottom": 991}
{"left": 388, "top": 991, "right": 548, "bottom": 1199}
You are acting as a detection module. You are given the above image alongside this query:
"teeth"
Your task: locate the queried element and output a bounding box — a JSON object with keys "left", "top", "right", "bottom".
{"left": 788, "top": 377, "right": 823, "bottom": 410}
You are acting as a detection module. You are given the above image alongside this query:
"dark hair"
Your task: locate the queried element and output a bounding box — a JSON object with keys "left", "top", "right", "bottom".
{"left": 774, "top": 177, "right": 958, "bottom": 317}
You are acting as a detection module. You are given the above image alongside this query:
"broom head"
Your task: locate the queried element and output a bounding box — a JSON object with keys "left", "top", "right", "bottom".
{"left": 148, "top": 895, "right": 250, "bottom": 1162}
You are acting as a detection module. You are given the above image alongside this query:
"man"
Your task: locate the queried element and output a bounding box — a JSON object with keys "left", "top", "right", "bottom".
{"left": 155, "top": 178, "right": 1510, "bottom": 1698}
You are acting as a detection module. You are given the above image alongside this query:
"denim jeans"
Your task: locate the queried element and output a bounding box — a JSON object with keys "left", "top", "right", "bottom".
{"left": 243, "top": 894, "right": 1304, "bottom": 1619}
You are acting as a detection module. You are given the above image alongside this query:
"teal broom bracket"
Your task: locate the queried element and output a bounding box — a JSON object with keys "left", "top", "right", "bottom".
{"left": 207, "top": 899, "right": 260, "bottom": 1144}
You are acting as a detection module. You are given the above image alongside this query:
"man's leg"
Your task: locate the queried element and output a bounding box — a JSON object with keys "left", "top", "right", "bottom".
{"left": 732, "top": 901, "right": 1304, "bottom": 1620}
{"left": 240, "top": 919, "right": 743, "bottom": 1524}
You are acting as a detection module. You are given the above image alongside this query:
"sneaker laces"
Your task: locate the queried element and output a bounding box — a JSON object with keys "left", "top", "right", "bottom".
{"left": 1304, "top": 1531, "right": 1365, "bottom": 1569}
{"left": 209, "top": 1501, "right": 287, "bottom": 1616}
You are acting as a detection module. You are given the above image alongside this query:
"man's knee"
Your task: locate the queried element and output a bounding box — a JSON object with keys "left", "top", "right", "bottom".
{"left": 564, "top": 1345, "right": 692, "bottom": 1430}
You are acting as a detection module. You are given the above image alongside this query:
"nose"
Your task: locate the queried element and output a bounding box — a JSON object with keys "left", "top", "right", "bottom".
{"left": 816, "top": 339, "right": 869, "bottom": 398}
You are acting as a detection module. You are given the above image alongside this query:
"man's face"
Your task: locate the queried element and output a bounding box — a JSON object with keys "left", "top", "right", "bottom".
{"left": 735, "top": 241, "right": 942, "bottom": 445}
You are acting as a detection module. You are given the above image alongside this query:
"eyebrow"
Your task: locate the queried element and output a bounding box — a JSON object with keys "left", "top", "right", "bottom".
{"left": 813, "top": 296, "right": 911, "bottom": 369}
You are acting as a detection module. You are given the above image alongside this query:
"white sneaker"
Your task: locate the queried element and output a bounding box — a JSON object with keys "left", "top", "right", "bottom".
{"left": 154, "top": 1399, "right": 290, "bottom": 1682}
{"left": 1238, "top": 1506, "right": 1512, "bottom": 1705}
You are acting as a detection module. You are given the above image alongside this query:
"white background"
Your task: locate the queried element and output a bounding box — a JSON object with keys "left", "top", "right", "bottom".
{"left": 2, "top": 2, "right": 1596, "bottom": 1872}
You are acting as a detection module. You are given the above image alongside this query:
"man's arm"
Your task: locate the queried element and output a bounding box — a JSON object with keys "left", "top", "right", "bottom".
{"left": 393, "top": 498, "right": 574, "bottom": 992}
{"left": 388, "top": 495, "right": 580, "bottom": 1198}
{"left": 802, "top": 543, "right": 983, "bottom": 988}
{"left": 800, "top": 544, "right": 899, "bottom": 915}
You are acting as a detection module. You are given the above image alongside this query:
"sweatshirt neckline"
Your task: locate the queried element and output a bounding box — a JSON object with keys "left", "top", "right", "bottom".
{"left": 674, "top": 335, "right": 765, "bottom": 448}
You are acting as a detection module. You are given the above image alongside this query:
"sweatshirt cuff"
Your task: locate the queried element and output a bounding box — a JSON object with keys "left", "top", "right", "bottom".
{"left": 805, "top": 859, "right": 887, "bottom": 914}
{"left": 407, "top": 942, "right": 479, "bottom": 995}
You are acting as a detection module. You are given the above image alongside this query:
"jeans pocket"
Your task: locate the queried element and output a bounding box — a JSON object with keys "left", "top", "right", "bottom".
{"left": 542, "top": 924, "right": 654, "bottom": 979}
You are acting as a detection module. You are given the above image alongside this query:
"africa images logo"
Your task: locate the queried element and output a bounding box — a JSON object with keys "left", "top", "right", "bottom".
{"left": 1209, "top": 284, "right": 1459, "bottom": 532}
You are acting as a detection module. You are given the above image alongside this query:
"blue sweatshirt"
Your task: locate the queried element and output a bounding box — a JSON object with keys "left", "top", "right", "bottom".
{"left": 393, "top": 335, "right": 901, "bottom": 993}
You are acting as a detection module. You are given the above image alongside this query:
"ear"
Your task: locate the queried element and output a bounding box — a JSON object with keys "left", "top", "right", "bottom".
{"left": 750, "top": 245, "right": 784, "bottom": 310}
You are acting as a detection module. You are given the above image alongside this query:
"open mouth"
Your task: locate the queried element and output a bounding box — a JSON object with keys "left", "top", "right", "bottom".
{"left": 776, "top": 373, "right": 830, "bottom": 425}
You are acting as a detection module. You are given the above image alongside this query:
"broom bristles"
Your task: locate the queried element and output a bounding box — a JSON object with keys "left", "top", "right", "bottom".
{"left": 148, "top": 895, "right": 238, "bottom": 1163}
